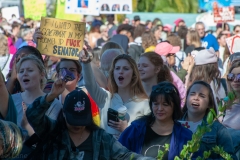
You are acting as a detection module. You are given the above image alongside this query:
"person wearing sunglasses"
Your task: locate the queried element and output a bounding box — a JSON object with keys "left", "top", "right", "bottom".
{"left": 233, "top": 25, "right": 240, "bottom": 36}
{"left": 182, "top": 81, "right": 236, "bottom": 159}
{"left": 223, "top": 60, "right": 240, "bottom": 130}
{"left": 119, "top": 81, "right": 192, "bottom": 159}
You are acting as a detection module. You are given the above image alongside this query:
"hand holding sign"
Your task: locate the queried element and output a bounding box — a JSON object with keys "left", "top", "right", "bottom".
{"left": 79, "top": 42, "right": 93, "bottom": 63}
{"left": 37, "top": 17, "right": 86, "bottom": 60}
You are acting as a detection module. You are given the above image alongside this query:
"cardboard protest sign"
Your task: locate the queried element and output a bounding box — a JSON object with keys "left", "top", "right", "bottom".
{"left": 226, "top": 34, "right": 240, "bottom": 54}
{"left": 37, "top": 17, "right": 85, "bottom": 60}
{"left": 213, "top": 2, "right": 235, "bottom": 23}
{"left": 23, "top": 0, "right": 47, "bottom": 20}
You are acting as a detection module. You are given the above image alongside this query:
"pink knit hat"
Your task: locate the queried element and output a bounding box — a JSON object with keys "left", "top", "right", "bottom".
{"left": 155, "top": 42, "right": 180, "bottom": 56}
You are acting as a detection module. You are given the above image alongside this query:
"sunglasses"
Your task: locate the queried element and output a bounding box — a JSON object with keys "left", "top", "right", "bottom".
{"left": 152, "top": 85, "right": 177, "bottom": 94}
{"left": 227, "top": 73, "right": 240, "bottom": 82}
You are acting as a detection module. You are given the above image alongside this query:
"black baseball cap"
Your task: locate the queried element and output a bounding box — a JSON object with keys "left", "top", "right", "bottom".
{"left": 63, "top": 89, "right": 92, "bottom": 126}
{"left": 134, "top": 15, "right": 140, "bottom": 21}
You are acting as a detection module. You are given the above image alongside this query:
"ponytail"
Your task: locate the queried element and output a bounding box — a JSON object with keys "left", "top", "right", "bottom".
{"left": 158, "top": 64, "right": 173, "bottom": 83}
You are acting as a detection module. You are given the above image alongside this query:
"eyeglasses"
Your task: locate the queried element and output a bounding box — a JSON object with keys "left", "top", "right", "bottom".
{"left": 152, "top": 84, "right": 177, "bottom": 94}
{"left": 227, "top": 73, "right": 240, "bottom": 82}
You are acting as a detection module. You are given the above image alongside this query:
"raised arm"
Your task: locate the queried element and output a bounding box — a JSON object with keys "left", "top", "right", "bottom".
{"left": 80, "top": 44, "right": 109, "bottom": 107}
{"left": 26, "top": 79, "right": 66, "bottom": 138}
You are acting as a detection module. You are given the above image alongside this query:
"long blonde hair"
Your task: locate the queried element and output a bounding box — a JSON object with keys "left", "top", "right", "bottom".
{"left": 16, "top": 55, "right": 47, "bottom": 89}
{"left": 109, "top": 54, "right": 148, "bottom": 99}
{"left": 187, "top": 30, "right": 201, "bottom": 48}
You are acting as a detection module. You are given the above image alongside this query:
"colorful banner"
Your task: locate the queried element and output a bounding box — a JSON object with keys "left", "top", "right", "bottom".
{"left": 213, "top": 2, "right": 235, "bottom": 23}
{"left": 55, "top": 0, "right": 83, "bottom": 21}
{"left": 99, "top": 0, "right": 132, "bottom": 14}
{"left": 65, "top": 0, "right": 100, "bottom": 16}
{"left": 23, "top": 0, "right": 47, "bottom": 20}
{"left": 37, "top": 17, "right": 86, "bottom": 60}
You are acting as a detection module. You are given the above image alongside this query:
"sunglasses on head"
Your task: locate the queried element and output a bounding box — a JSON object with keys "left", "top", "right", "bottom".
{"left": 227, "top": 73, "right": 240, "bottom": 82}
{"left": 152, "top": 84, "right": 177, "bottom": 94}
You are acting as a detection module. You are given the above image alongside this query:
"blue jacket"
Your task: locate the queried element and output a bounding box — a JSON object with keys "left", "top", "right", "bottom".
{"left": 118, "top": 119, "right": 192, "bottom": 160}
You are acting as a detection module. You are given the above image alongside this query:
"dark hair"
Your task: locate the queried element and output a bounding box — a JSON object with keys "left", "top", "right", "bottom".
{"left": 152, "top": 18, "right": 162, "bottom": 27}
{"left": 57, "top": 109, "right": 100, "bottom": 131}
{"left": 56, "top": 59, "right": 82, "bottom": 74}
{"left": 11, "top": 22, "right": 20, "bottom": 29}
{"left": 182, "top": 81, "right": 217, "bottom": 115}
{"left": 133, "top": 24, "right": 146, "bottom": 39}
{"left": 139, "top": 81, "right": 182, "bottom": 126}
{"left": 217, "top": 32, "right": 225, "bottom": 40}
{"left": 16, "top": 46, "right": 44, "bottom": 64}
{"left": 177, "top": 26, "right": 188, "bottom": 39}
{"left": 146, "top": 20, "right": 151, "bottom": 26}
{"left": 151, "top": 25, "right": 162, "bottom": 34}
{"left": 117, "top": 24, "right": 134, "bottom": 36}
{"left": 233, "top": 25, "right": 240, "bottom": 31}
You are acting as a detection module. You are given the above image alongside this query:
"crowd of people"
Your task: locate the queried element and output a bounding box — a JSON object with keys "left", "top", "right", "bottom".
{"left": 0, "top": 13, "right": 240, "bottom": 159}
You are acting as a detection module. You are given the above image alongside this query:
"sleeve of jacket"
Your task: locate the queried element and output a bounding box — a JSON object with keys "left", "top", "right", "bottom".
{"left": 81, "top": 62, "right": 109, "bottom": 108}
{"left": 176, "top": 68, "right": 187, "bottom": 82}
{"left": 26, "top": 95, "right": 59, "bottom": 139}
{"left": 110, "top": 136, "right": 155, "bottom": 160}
{"left": 217, "top": 125, "right": 238, "bottom": 160}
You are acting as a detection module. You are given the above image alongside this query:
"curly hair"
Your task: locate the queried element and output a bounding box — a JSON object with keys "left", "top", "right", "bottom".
{"left": 116, "top": 24, "right": 134, "bottom": 36}
{"left": 141, "top": 31, "right": 157, "bottom": 50}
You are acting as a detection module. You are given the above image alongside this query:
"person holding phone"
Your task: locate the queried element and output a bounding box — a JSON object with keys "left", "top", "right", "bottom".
{"left": 26, "top": 80, "right": 155, "bottom": 159}
{"left": 119, "top": 81, "right": 192, "bottom": 159}
{"left": 79, "top": 44, "right": 149, "bottom": 139}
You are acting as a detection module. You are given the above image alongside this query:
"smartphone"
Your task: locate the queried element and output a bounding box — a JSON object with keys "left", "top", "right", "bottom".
{"left": 60, "top": 68, "right": 75, "bottom": 82}
{"left": 107, "top": 108, "right": 119, "bottom": 124}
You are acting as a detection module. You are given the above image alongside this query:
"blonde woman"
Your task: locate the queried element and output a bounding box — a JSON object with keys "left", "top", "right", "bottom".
{"left": 13, "top": 55, "right": 62, "bottom": 136}
{"left": 185, "top": 30, "right": 203, "bottom": 55}
{"left": 80, "top": 46, "right": 149, "bottom": 138}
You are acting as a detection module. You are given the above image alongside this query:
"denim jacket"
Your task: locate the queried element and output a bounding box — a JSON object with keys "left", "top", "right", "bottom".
{"left": 26, "top": 95, "right": 155, "bottom": 160}
{"left": 119, "top": 119, "right": 192, "bottom": 160}
{"left": 182, "top": 113, "right": 237, "bottom": 160}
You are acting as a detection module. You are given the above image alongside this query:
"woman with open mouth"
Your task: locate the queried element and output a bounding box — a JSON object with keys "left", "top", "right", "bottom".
{"left": 80, "top": 44, "right": 149, "bottom": 139}
{"left": 181, "top": 81, "right": 236, "bottom": 159}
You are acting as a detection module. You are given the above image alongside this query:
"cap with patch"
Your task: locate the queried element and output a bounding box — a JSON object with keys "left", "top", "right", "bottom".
{"left": 63, "top": 89, "right": 92, "bottom": 126}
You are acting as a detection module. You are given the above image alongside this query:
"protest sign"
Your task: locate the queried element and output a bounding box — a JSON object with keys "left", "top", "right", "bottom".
{"left": 1, "top": 6, "right": 20, "bottom": 22}
{"left": 213, "top": 2, "right": 235, "bottom": 23}
{"left": 23, "top": 0, "right": 47, "bottom": 20}
{"left": 37, "top": 17, "right": 85, "bottom": 60}
{"left": 226, "top": 34, "right": 240, "bottom": 54}
{"left": 99, "top": 0, "right": 132, "bottom": 14}
{"left": 56, "top": 0, "right": 83, "bottom": 21}
{"left": 65, "top": 0, "right": 100, "bottom": 16}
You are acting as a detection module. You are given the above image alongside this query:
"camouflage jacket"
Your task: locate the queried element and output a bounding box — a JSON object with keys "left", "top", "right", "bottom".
{"left": 26, "top": 95, "right": 155, "bottom": 160}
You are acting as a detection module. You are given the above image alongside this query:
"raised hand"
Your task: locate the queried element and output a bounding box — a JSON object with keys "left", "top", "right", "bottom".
{"left": 79, "top": 42, "right": 93, "bottom": 63}
{"left": 33, "top": 28, "right": 43, "bottom": 44}
{"left": 46, "top": 79, "right": 66, "bottom": 102}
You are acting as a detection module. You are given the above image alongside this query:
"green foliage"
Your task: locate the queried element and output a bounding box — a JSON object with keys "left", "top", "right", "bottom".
{"left": 156, "top": 144, "right": 169, "bottom": 160}
{"left": 157, "top": 91, "right": 236, "bottom": 159}
{"left": 134, "top": 0, "right": 199, "bottom": 13}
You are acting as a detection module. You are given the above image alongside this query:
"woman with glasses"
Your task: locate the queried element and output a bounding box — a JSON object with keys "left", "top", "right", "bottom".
{"left": 182, "top": 81, "right": 236, "bottom": 159}
{"left": 119, "top": 81, "right": 192, "bottom": 159}
{"left": 223, "top": 61, "right": 240, "bottom": 129}
{"left": 80, "top": 47, "right": 149, "bottom": 139}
